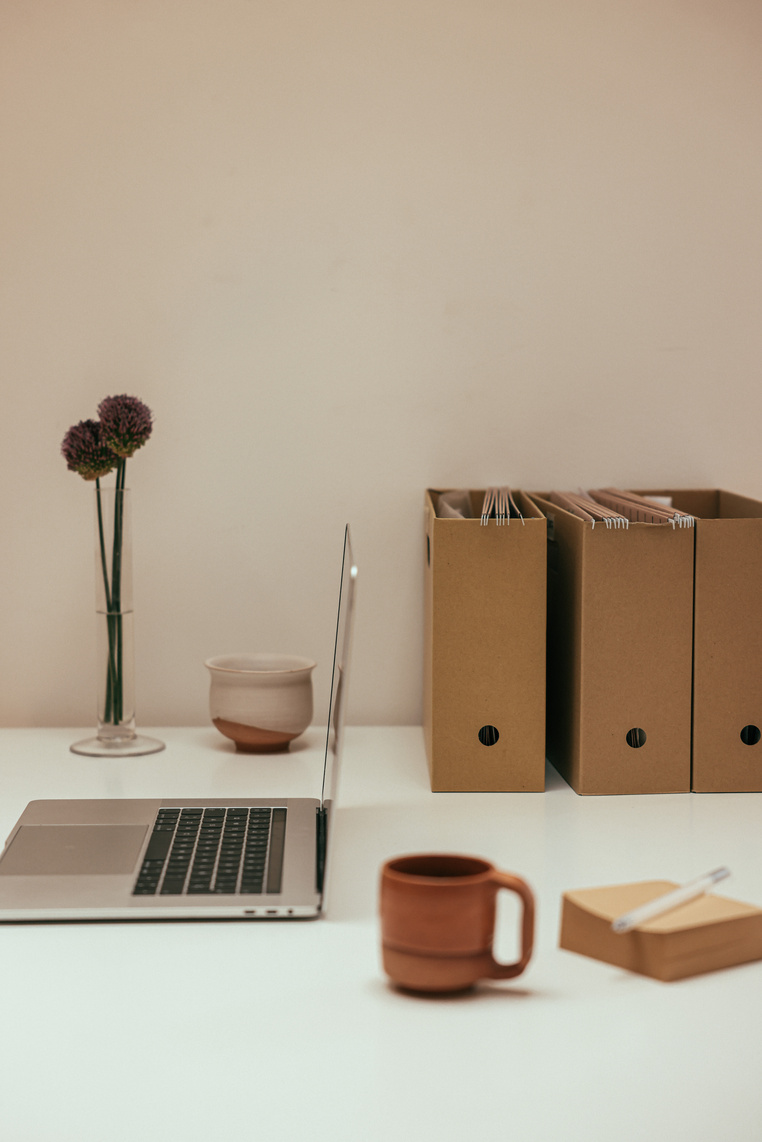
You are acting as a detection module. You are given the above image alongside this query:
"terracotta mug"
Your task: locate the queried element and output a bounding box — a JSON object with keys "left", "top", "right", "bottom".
{"left": 380, "top": 854, "right": 534, "bottom": 993}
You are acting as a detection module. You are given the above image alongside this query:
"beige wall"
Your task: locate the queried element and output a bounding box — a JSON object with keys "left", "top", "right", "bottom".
{"left": 3, "top": 0, "right": 762, "bottom": 728}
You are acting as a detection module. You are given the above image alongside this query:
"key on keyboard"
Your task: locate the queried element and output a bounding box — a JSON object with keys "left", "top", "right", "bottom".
{"left": 132, "top": 806, "right": 286, "bottom": 896}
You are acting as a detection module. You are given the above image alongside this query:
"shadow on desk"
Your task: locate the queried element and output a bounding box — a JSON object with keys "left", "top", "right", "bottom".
{"left": 367, "top": 978, "right": 536, "bottom": 1004}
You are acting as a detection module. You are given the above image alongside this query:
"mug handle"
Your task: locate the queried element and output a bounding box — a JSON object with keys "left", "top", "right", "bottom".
{"left": 486, "top": 871, "right": 535, "bottom": 980}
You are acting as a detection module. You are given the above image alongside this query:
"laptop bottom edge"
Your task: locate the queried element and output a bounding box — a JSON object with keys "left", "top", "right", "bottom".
{"left": 0, "top": 903, "right": 322, "bottom": 923}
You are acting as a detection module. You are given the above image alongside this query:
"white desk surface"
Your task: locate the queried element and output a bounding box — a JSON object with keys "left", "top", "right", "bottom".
{"left": 0, "top": 726, "right": 760, "bottom": 1142}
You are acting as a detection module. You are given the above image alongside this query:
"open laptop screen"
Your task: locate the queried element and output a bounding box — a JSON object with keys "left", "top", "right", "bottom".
{"left": 315, "top": 525, "right": 357, "bottom": 901}
{"left": 321, "top": 524, "right": 358, "bottom": 813}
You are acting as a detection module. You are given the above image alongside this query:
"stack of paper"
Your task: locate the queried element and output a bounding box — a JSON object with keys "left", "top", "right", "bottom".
{"left": 560, "top": 880, "right": 762, "bottom": 981}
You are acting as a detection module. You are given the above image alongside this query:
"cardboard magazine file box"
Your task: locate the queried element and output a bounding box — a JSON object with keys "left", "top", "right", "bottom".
{"left": 530, "top": 493, "right": 694, "bottom": 795}
{"left": 641, "top": 489, "right": 762, "bottom": 792}
{"left": 423, "top": 489, "right": 546, "bottom": 792}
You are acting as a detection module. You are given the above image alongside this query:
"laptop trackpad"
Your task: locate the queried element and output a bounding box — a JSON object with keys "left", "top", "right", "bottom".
{"left": 0, "top": 825, "right": 147, "bottom": 876}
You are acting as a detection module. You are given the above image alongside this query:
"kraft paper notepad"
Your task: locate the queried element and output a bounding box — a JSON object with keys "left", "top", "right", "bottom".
{"left": 560, "top": 880, "right": 762, "bottom": 981}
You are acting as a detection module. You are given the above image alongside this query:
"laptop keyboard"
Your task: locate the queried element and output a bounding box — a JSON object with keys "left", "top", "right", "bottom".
{"left": 132, "top": 807, "right": 287, "bottom": 896}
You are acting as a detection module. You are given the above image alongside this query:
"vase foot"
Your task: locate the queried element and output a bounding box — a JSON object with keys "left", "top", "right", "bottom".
{"left": 70, "top": 734, "right": 166, "bottom": 758}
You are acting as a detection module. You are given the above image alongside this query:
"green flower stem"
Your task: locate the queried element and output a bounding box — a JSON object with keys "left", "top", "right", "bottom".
{"left": 96, "top": 477, "right": 119, "bottom": 724}
{"left": 110, "top": 460, "right": 127, "bottom": 725}
{"left": 95, "top": 477, "right": 112, "bottom": 611}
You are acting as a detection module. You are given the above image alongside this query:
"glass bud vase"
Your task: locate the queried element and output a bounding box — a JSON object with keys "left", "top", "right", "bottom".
{"left": 71, "top": 485, "right": 164, "bottom": 757}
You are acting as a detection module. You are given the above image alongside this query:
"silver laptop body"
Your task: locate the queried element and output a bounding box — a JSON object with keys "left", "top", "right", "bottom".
{"left": 0, "top": 526, "right": 357, "bottom": 922}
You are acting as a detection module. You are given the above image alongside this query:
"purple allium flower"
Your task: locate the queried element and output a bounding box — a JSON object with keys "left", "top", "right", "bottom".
{"left": 61, "top": 419, "right": 118, "bottom": 480}
{"left": 98, "top": 394, "right": 153, "bottom": 459}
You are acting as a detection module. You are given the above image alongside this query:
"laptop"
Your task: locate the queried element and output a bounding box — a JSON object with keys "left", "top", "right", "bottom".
{"left": 0, "top": 526, "right": 357, "bottom": 922}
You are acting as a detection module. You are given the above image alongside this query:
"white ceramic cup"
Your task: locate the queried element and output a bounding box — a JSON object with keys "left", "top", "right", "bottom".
{"left": 205, "top": 653, "right": 316, "bottom": 753}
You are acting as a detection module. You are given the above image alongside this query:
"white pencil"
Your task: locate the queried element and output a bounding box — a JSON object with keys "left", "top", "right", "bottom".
{"left": 611, "top": 867, "right": 731, "bottom": 934}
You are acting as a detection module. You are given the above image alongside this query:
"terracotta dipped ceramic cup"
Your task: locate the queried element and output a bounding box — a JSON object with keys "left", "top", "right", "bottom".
{"left": 380, "top": 854, "right": 535, "bottom": 993}
{"left": 205, "top": 653, "right": 316, "bottom": 753}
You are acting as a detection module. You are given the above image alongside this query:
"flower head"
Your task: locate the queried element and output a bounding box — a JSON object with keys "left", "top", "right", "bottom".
{"left": 61, "top": 419, "right": 118, "bottom": 480}
{"left": 97, "top": 394, "right": 153, "bottom": 459}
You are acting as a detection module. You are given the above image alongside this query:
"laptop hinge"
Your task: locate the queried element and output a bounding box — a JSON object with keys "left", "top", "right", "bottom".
{"left": 315, "top": 806, "right": 327, "bottom": 894}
